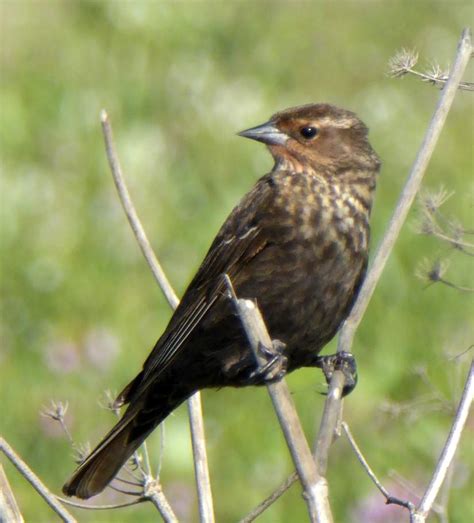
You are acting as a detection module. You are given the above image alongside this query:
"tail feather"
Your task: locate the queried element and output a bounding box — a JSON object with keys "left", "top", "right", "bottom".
{"left": 63, "top": 374, "right": 195, "bottom": 499}
{"left": 62, "top": 413, "right": 149, "bottom": 499}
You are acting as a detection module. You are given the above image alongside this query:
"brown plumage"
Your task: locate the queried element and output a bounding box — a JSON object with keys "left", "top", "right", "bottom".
{"left": 63, "top": 103, "right": 380, "bottom": 499}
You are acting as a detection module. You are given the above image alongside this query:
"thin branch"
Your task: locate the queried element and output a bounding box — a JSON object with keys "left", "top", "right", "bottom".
{"left": 413, "top": 359, "right": 473, "bottom": 522}
{"left": 156, "top": 422, "right": 166, "bottom": 478}
{"left": 100, "top": 110, "right": 179, "bottom": 309}
{"left": 114, "top": 476, "right": 142, "bottom": 487}
{"left": 225, "top": 276, "right": 332, "bottom": 523}
{"left": 101, "top": 110, "right": 214, "bottom": 522}
{"left": 438, "top": 278, "right": 474, "bottom": 292}
{"left": 398, "top": 67, "right": 474, "bottom": 92}
{"left": 341, "top": 423, "right": 415, "bottom": 515}
{"left": 57, "top": 496, "right": 146, "bottom": 510}
{"left": 141, "top": 442, "right": 152, "bottom": 477}
{"left": 436, "top": 460, "right": 455, "bottom": 523}
{"left": 145, "top": 481, "right": 179, "bottom": 523}
{"left": 108, "top": 484, "right": 143, "bottom": 497}
{"left": 188, "top": 394, "right": 215, "bottom": 522}
{"left": 0, "top": 437, "right": 77, "bottom": 523}
{"left": 430, "top": 229, "right": 474, "bottom": 250}
{"left": 0, "top": 464, "right": 24, "bottom": 523}
{"left": 239, "top": 471, "right": 298, "bottom": 523}
{"left": 388, "top": 47, "right": 474, "bottom": 91}
{"left": 338, "top": 27, "right": 472, "bottom": 355}
{"left": 313, "top": 371, "right": 345, "bottom": 476}
{"left": 312, "top": 25, "right": 472, "bottom": 522}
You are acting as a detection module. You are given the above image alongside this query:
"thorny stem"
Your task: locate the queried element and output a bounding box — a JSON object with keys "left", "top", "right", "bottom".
{"left": 101, "top": 110, "right": 215, "bottom": 523}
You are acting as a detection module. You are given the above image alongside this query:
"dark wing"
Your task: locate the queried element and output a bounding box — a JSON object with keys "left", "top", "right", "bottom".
{"left": 117, "top": 174, "right": 275, "bottom": 405}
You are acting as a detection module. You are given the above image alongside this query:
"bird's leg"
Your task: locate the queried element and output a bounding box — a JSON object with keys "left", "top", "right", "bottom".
{"left": 311, "top": 351, "right": 358, "bottom": 396}
{"left": 248, "top": 339, "right": 288, "bottom": 384}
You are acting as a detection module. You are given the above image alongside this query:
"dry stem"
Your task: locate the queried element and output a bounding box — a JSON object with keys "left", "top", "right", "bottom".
{"left": 413, "top": 359, "right": 473, "bottom": 522}
{"left": 225, "top": 277, "right": 332, "bottom": 523}
{"left": 0, "top": 437, "right": 77, "bottom": 523}
{"left": 101, "top": 111, "right": 214, "bottom": 522}
{"left": 313, "top": 26, "right": 472, "bottom": 495}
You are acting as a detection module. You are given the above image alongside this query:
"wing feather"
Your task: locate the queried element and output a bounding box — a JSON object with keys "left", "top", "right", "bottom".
{"left": 120, "top": 176, "right": 275, "bottom": 404}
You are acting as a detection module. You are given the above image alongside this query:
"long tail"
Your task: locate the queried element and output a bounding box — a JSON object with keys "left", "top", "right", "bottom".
{"left": 62, "top": 413, "right": 148, "bottom": 499}
{"left": 63, "top": 380, "right": 192, "bottom": 499}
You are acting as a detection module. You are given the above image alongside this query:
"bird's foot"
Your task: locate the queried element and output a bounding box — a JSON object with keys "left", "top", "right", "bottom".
{"left": 248, "top": 339, "right": 288, "bottom": 384}
{"left": 312, "top": 351, "right": 358, "bottom": 397}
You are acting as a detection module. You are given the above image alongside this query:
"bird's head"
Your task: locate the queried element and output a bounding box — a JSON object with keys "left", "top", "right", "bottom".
{"left": 239, "top": 103, "right": 380, "bottom": 177}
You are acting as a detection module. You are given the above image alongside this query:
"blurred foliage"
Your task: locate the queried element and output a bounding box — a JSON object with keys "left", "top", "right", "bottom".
{"left": 1, "top": 1, "right": 473, "bottom": 522}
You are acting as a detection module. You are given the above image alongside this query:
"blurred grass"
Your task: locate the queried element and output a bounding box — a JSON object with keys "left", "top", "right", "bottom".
{"left": 1, "top": 1, "right": 473, "bottom": 522}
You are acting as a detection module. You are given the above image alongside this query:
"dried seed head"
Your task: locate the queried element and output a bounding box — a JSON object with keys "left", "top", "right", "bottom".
{"left": 41, "top": 400, "right": 69, "bottom": 422}
{"left": 387, "top": 48, "right": 418, "bottom": 77}
{"left": 415, "top": 257, "right": 450, "bottom": 284}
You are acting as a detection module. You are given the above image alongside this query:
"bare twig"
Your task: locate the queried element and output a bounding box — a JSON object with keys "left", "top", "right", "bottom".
{"left": 312, "top": 25, "right": 472, "bottom": 522}
{"left": 101, "top": 110, "right": 215, "bottom": 522}
{"left": 388, "top": 47, "right": 474, "bottom": 91}
{"left": 238, "top": 471, "right": 298, "bottom": 523}
{"left": 313, "top": 371, "right": 345, "bottom": 476}
{"left": 338, "top": 27, "right": 472, "bottom": 356}
{"left": 57, "top": 496, "right": 146, "bottom": 510}
{"left": 0, "top": 464, "right": 24, "bottom": 523}
{"left": 188, "top": 394, "right": 215, "bottom": 522}
{"left": 413, "top": 359, "right": 473, "bottom": 522}
{"left": 100, "top": 110, "right": 179, "bottom": 309}
{"left": 437, "top": 278, "right": 474, "bottom": 292}
{"left": 314, "top": 25, "right": 472, "bottom": 466}
{"left": 341, "top": 423, "right": 415, "bottom": 515}
{"left": 225, "top": 276, "right": 332, "bottom": 523}
{"left": 145, "top": 480, "right": 179, "bottom": 523}
{"left": 0, "top": 437, "right": 77, "bottom": 523}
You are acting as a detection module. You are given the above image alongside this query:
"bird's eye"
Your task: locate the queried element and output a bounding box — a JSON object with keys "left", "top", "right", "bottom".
{"left": 299, "top": 126, "right": 319, "bottom": 139}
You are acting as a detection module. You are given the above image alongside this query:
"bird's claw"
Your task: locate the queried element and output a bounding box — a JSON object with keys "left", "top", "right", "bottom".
{"left": 313, "top": 351, "right": 358, "bottom": 396}
{"left": 248, "top": 339, "right": 288, "bottom": 384}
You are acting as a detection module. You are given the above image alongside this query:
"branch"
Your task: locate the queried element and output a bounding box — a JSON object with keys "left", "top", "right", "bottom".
{"left": 0, "top": 464, "right": 24, "bottom": 523}
{"left": 388, "top": 47, "right": 474, "bottom": 91}
{"left": 101, "top": 110, "right": 215, "bottom": 522}
{"left": 313, "top": 26, "right": 472, "bottom": 482}
{"left": 413, "top": 359, "right": 473, "bottom": 522}
{"left": 341, "top": 423, "right": 415, "bottom": 516}
{"left": 338, "top": 27, "right": 472, "bottom": 355}
{"left": 225, "top": 276, "right": 332, "bottom": 523}
{"left": 57, "top": 496, "right": 146, "bottom": 511}
{"left": 145, "top": 481, "right": 179, "bottom": 523}
{"left": 0, "top": 437, "right": 77, "bottom": 523}
{"left": 238, "top": 471, "right": 298, "bottom": 523}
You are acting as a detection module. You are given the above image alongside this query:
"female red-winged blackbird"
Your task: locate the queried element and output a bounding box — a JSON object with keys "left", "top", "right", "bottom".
{"left": 63, "top": 103, "right": 380, "bottom": 498}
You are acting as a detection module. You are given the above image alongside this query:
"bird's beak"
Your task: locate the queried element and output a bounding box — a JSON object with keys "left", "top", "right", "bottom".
{"left": 238, "top": 121, "right": 288, "bottom": 146}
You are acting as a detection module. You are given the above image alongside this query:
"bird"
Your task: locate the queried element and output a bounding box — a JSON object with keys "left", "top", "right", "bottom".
{"left": 63, "top": 103, "right": 381, "bottom": 499}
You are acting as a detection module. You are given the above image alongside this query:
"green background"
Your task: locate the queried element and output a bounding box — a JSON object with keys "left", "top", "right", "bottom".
{"left": 1, "top": 1, "right": 473, "bottom": 522}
